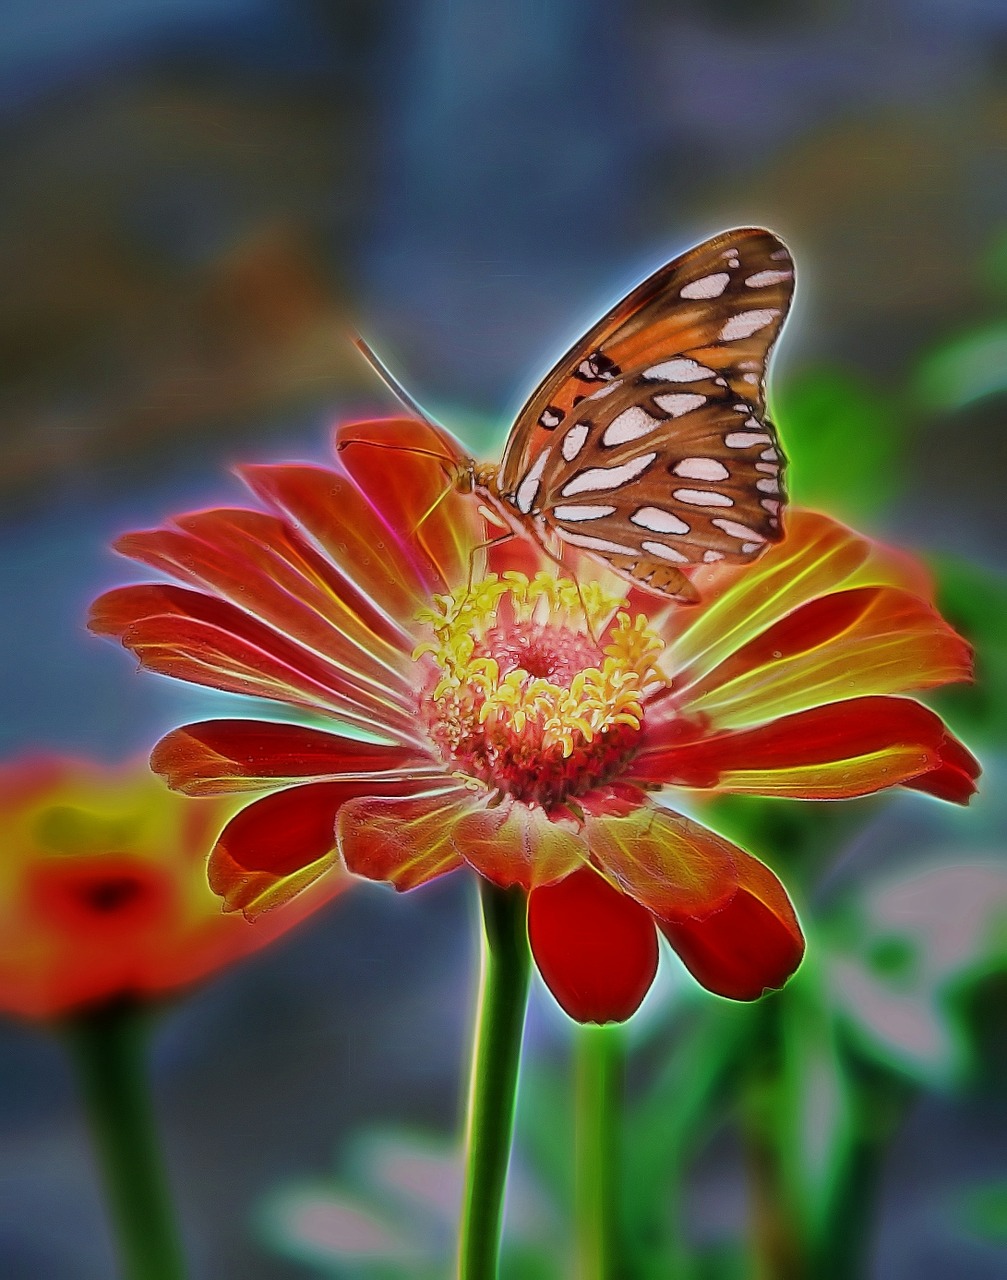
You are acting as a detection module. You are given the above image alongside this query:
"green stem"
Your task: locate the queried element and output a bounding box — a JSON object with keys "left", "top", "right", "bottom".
{"left": 575, "top": 1022, "right": 625, "bottom": 1280}
{"left": 65, "top": 1003, "right": 187, "bottom": 1280}
{"left": 457, "top": 881, "right": 532, "bottom": 1280}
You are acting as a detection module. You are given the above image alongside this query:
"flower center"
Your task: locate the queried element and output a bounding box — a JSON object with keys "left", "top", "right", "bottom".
{"left": 415, "top": 571, "right": 666, "bottom": 809}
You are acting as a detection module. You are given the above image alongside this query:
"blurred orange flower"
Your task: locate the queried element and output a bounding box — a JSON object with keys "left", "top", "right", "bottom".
{"left": 90, "top": 418, "right": 979, "bottom": 1023}
{"left": 0, "top": 755, "right": 345, "bottom": 1019}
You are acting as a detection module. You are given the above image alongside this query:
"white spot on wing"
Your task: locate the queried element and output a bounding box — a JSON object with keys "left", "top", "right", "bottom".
{"left": 725, "top": 431, "right": 771, "bottom": 448}
{"left": 561, "top": 453, "right": 657, "bottom": 496}
{"left": 641, "top": 540, "right": 689, "bottom": 563}
{"left": 561, "top": 422, "right": 590, "bottom": 462}
{"left": 757, "top": 477, "right": 780, "bottom": 494}
{"left": 770, "top": 248, "right": 790, "bottom": 260}
{"left": 681, "top": 272, "right": 730, "bottom": 300}
{"left": 673, "top": 488, "right": 734, "bottom": 508}
{"left": 630, "top": 506, "right": 690, "bottom": 535}
{"left": 556, "top": 530, "right": 637, "bottom": 556}
{"left": 552, "top": 504, "right": 616, "bottom": 522}
{"left": 760, "top": 447, "right": 779, "bottom": 461}
{"left": 713, "top": 518, "right": 766, "bottom": 542}
{"left": 585, "top": 380, "right": 621, "bottom": 401}
{"left": 673, "top": 457, "right": 729, "bottom": 482}
{"left": 745, "top": 269, "right": 793, "bottom": 287}
{"left": 761, "top": 498, "right": 780, "bottom": 514}
{"left": 602, "top": 406, "right": 660, "bottom": 447}
{"left": 719, "top": 309, "right": 778, "bottom": 342}
{"left": 653, "top": 392, "right": 706, "bottom": 418}
{"left": 514, "top": 448, "right": 550, "bottom": 514}
{"left": 642, "top": 358, "right": 715, "bottom": 382}
{"left": 703, "top": 550, "right": 724, "bottom": 562}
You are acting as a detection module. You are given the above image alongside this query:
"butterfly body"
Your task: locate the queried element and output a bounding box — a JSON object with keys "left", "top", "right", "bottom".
{"left": 363, "top": 227, "right": 795, "bottom": 605}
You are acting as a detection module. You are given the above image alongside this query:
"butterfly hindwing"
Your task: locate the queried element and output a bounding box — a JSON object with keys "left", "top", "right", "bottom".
{"left": 537, "top": 374, "right": 784, "bottom": 571}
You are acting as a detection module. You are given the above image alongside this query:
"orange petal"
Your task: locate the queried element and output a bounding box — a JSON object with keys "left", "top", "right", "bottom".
{"left": 151, "top": 720, "right": 437, "bottom": 796}
{"left": 207, "top": 781, "right": 367, "bottom": 919}
{"left": 337, "top": 788, "right": 474, "bottom": 890}
{"left": 90, "top": 583, "right": 421, "bottom": 742}
{"left": 586, "top": 804, "right": 738, "bottom": 923}
{"left": 451, "top": 800, "right": 588, "bottom": 890}
{"left": 240, "top": 420, "right": 481, "bottom": 622}
{"left": 334, "top": 417, "right": 484, "bottom": 593}
{"left": 528, "top": 867, "right": 658, "bottom": 1023}
{"left": 659, "top": 850, "right": 804, "bottom": 1001}
{"left": 117, "top": 506, "right": 412, "bottom": 684}
{"left": 677, "top": 585, "right": 973, "bottom": 728}
{"left": 633, "top": 696, "right": 980, "bottom": 803}
{"left": 669, "top": 510, "right": 937, "bottom": 688}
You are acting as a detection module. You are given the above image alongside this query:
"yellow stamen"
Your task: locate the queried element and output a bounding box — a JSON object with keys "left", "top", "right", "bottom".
{"left": 414, "top": 573, "right": 666, "bottom": 764}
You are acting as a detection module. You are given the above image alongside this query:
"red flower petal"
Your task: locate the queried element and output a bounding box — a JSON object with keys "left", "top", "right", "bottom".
{"left": 586, "top": 804, "right": 738, "bottom": 923}
{"left": 528, "top": 866, "right": 659, "bottom": 1023}
{"left": 333, "top": 417, "right": 483, "bottom": 594}
{"left": 676, "top": 586, "right": 972, "bottom": 728}
{"left": 670, "top": 511, "right": 938, "bottom": 686}
{"left": 451, "top": 800, "right": 588, "bottom": 890}
{"left": 240, "top": 419, "right": 481, "bottom": 624}
{"left": 901, "top": 729, "right": 983, "bottom": 804}
{"left": 117, "top": 506, "right": 411, "bottom": 679}
{"left": 659, "top": 850, "right": 804, "bottom": 1001}
{"left": 633, "top": 696, "right": 980, "bottom": 803}
{"left": 151, "top": 719, "right": 436, "bottom": 796}
{"left": 90, "top": 583, "right": 420, "bottom": 742}
{"left": 208, "top": 781, "right": 370, "bottom": 918}
{"left": 337, "top": 789, "right": 475, "bottom": 891}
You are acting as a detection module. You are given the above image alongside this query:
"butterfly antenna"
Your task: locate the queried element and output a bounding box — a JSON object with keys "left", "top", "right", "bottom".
{"left": 352, "top": 333, "right": 445, "bottom": 430}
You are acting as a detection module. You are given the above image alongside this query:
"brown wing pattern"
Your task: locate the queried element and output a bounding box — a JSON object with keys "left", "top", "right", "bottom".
{"left": 498, "top": 228, "right": 793, "bottom": 491}
{"left": 495, "top": 228, "right": 794, "bottom": 601}
{"left": 538, "top": 380, "right": 784, "bottom": 598}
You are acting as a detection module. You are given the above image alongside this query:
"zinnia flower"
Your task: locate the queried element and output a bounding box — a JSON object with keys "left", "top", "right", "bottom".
{"left": 89, "top": 417, "right": 979, "bottom": 1023}
{"left": 0, "top": 754, "right": 344, "bottom": 1019}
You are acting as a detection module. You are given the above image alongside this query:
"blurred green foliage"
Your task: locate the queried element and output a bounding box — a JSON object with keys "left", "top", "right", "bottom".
{"left": 961, "top": 1181, "right": 1007, "bottom": 1245}
{"left": 929, "top": 556, "right": 1007, "bottom": 746}
{"left": 773, "top": 366, "right": 906, "bottom": 520}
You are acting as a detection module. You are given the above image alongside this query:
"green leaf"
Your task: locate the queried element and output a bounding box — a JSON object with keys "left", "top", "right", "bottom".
{"left": 772, "top": 366, "right": 906, "bottom": 519}
{"left": 913, "top": 324, "right": 1007, "bottom": 412}
{"left": 959, "top": 1180, "right": 1007, "bottom": 1244}
{"left": 774, "top": 961, "right": 856, "bottom": 1246}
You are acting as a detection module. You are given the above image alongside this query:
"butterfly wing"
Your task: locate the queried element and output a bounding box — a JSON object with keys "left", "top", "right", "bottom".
{"left": 496, "top": 228, "right": 794, "bottom": 600}
{"left": 529, "top": 377, "right": 785, "bottom": 598}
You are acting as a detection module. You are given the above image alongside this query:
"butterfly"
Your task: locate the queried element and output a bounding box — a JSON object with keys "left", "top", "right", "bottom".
{"left": 358, "top": 227, "right": 795, "bottom": 604}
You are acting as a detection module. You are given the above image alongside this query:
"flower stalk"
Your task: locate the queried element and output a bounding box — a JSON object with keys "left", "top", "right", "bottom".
{"left": 457, "top": 880, "right": 532, "bottom": 1280}
{"left": 65, "top": 1003, "right": 187, "bottom": 1280}
{"left": 575, "top": 1022, "right": 625, "bottom": 1280}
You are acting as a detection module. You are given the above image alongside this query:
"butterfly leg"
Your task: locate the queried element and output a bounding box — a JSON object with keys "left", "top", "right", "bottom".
{"left": 335, "top": 436, "right": 465, "bottom": 540}
{"left": 531, "top": 539, "right": 603, "bottom": 645}
{"left": 465, "top": 531, "right": 515, "bottom": 595}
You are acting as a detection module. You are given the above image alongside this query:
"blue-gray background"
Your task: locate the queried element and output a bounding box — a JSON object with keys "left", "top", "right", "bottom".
{"left": 0, "top": 2, "right": 1004, "bottom": 1276}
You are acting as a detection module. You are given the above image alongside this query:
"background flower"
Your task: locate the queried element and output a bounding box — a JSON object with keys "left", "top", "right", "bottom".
{"left": 0, "top": 754, "right": 346, "bottom": 1020}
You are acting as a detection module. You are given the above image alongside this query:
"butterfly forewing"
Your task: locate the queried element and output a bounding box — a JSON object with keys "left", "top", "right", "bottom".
{"left": 495, "top": 227, "right": 794, "bottom": 599}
